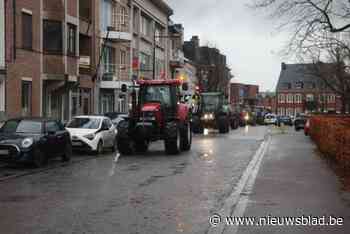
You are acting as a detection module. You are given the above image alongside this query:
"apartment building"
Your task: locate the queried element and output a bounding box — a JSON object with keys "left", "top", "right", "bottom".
{"left": 5, "top": 0, "right": 81, "bottom": 121}
{"left": 132, "top": 0, "right": 173, "bottom": 81}
{"left": 276, "top": 63, "right": 342, "bottom": 116}
{"left": 0, "top": 0, "right": 5, "bottom": 120}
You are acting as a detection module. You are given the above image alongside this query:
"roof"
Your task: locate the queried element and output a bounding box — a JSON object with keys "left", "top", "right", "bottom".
{"left": 276, "top": 63, "right": 324, "bottom": 91}
{"left": 73, "top": 115, "right": 106, "bottom": 119}
{"left": 137, "top": 79, "right": 182, "bottom": 86}
{"left": 149, "top": 0, "right": 173, "bottom": 16}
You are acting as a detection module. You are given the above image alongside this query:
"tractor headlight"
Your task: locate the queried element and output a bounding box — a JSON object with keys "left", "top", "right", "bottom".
{"left": 21, "top": 138, "right": 34, "bottom": 148}
{"left": 84, "top": 133, "right": 96, "bottom": 141}
{"left": 244, "top": 114, "right": 250, "bottom": 121}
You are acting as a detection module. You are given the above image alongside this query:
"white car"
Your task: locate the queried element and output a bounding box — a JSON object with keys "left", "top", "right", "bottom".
{"left": 264, "top": 114, "right": 278, "bottom": 125}
{"left": 66, "top": 116, "right": 117, "bottom": 154}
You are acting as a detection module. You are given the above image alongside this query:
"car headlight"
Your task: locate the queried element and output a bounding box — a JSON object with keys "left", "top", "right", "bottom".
{"left": 84, "top": 133, "right": 95, "bottom": 141}
{"left": 244, "top": 115, "right": 250, "bottom": 121}
{"left": 21, "top": 138, "right": 34, "bottom": 148}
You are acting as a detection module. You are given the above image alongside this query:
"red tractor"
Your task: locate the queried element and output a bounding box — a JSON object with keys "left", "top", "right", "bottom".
{"left": 117, "top": 79, "right": 192, "bottom": 155}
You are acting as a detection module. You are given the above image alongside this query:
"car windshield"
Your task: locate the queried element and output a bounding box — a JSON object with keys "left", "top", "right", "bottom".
{"left": 202, "top": 95, "right": 220, "bottom": 112}
{"left": 1, "top": 120, "right": 42, "bottom": 134}
{"left": 142, "top": 85, "right": 172, "bottom": 107}
{"left": 67, "top": 118, "right": 101, "bottom": 129}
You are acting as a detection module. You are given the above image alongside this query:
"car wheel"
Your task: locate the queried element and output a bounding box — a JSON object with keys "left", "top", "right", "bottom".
{"left": 33, "top": 149, "right": 48, "bottom": 168}
{"left": 95, "top": 141, "right": 103, "bottom": 155}
{"left": 62, "top": 143, "right": 72, "bottom": 162}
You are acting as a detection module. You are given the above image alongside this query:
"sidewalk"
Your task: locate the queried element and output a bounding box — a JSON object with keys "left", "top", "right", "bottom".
{"left": 236, "top": 127, "right": 350, "bottom": 234}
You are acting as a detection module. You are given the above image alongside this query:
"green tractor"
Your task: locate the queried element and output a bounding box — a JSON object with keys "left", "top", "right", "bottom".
{"left": 192, "top": 92, "right": 237, "bottom": 134}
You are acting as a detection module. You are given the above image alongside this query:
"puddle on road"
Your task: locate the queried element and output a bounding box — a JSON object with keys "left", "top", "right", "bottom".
{"left": 197, "top": 150, "right": 214, "bottom": 163}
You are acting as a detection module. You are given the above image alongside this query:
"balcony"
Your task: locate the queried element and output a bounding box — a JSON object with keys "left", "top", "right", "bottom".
{"left": 170, "top": 49, "right": 185, "bottom": 68}
{"left": 100, "top": 63, "right": 129, "bottom": 89}
{"left": 102, "top": 11, "right": 132, "bottom": 42}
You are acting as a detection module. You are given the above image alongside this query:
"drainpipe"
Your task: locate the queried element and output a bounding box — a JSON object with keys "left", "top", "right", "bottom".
{"left": 13, "top": 0, "right": 16, "bottom": 60}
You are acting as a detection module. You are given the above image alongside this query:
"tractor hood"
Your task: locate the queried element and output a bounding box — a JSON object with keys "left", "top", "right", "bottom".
{"left": 141, "top": 103, "right": 161, "bottom": 112}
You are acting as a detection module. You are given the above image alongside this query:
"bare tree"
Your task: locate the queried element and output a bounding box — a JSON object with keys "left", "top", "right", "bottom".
{"left": 303, "top": 39, "right": 350, "bottom": 113}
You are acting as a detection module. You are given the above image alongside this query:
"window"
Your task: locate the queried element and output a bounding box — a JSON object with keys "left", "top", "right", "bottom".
{"left": 43, "top": 20, "right": 62, "bottom": 53}
{"left": 282, "top": 82, "right": 291, "bottom": 89}
{"left": 102, "top": 46, "right": 115, "bottom": 73}
{"left": 140, "top": 52, "right": 151, "bottom": 71}
{"left": 22, "top": 81, "right": 32, "bottom": 117}
{"left": 120, "top": 50, "right": 127, "bottom": 65}
{"left": 22, "top": 13, "right": 32, "bottom": 49}
{"left": 294, "top": 94, "right": 302, "bottom": 103}
{"left": 46, "top": 121, "right": 60, "bottom": 133}
{"left": 327, "top": 94, "right": 335, "bottom": 103}
{"left": 295, "top": 81, "right": 303, "bottom": 89}
{"left": 306, "top": 94, "right": 314, "bottom": 102}
{"left": 287, "top": 94, "right": 293, "bottom": 103}
{"left": 102, "top": 119, "right": 112, "bottom": 129}
{"left": 120, "top": 6, "right": 127, "bottom": 25}
{"left": 67, "top": 24, "right": 76, "bottom": 55}
{"left": 141, "top": 15, "right": 151, "bottom": 37}
{"left": 155, "top": 26, "right": 162, "bottom": 44}
{"left": 278, "top": 94, "right": 285, "bottom": 103}
{"left": 2, "top": 120, "right": 42, "bottom": 134}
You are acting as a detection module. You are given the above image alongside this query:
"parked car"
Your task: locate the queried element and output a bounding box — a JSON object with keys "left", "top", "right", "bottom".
{"left": 294, "top": 114, "right": 308, "bottom": 131}
{"left": 264, "top": 114, "right": 278, "bottom": 125}
{"left": 278, "top": 115, "right": 293, "bottom": 126}
{"left": 66, "top": 116, "right": 117, "bottom": 154}
{"left": 0, "top": 118, "right": 72, "bottom": 167}
{"left": 104, "top": 112, "right": 129, "bottom": 129}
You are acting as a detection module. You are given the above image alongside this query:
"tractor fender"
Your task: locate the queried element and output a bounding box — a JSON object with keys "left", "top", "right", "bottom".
{"left": 177, "top": 103, "right": 189, "bottom": 122}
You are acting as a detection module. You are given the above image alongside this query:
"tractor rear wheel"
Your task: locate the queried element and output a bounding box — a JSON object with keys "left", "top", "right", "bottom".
{"left": 180, "top": 122, "right": 192, "bottom": 151}
{"left": 164, "top": 121, "right": 180, "bottom": 155}
{"left": 218, "top": 116, "right": 230, "bottom": 134}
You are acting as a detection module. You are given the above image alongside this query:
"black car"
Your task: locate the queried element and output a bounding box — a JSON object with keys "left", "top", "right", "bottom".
{"left": 0, "top": 118, "right": 72, "bottom": 167}
{"left": 294, "top": 115, "right": 308, "bottom": 131}
{"left": 278, "top": 115, "right": 293, "bottom": 126}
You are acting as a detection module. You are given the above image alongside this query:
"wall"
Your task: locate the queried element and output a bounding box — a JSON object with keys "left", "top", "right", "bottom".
{"left": 0, "top": 0, "right": 4, "bottom": 70}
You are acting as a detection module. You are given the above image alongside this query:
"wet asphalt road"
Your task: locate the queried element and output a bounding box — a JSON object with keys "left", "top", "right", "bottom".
{"left": 0, "top": 126, "right": 267, "bottom": 234}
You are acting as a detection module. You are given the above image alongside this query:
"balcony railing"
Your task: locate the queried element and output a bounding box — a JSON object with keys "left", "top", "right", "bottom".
{"left": 101, "top": 63, "right": 129, "bottom": 81}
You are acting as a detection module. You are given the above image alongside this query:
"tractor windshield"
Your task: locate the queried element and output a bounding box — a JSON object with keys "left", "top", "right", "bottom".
{"left": 202, "top": 95, "right": 220, "bottom": 112}
{"left": 142, "top": 85, "right": 172, "bottom": 107}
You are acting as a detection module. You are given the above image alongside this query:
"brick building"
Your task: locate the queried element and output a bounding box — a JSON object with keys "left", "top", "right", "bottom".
{"left": 257, "top": 92, "right": 277, "bottom": 113}
{"left": 229, "top": 82, "right": 259, "bottom": 110}
{"left": 276, "top": 63, "right": 342, "bottom": 116}
{"left": 4, "top": 0, "right": 175, "bottom": 120}
{"left": 183, "top": 36, "right": 232, "bottom": 95}
{"left": 5, "top": 0, "right": 91, "bottom": 121}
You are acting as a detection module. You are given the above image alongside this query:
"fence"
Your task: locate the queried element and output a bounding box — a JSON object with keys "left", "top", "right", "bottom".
{"left": 309, "top": 115, "right": 350, "bottom": 169}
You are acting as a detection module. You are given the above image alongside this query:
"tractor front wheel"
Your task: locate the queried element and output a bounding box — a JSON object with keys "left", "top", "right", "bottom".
{"left": 218, "top": 116, "right": 230, "bottom": 134}
{"left": 180, "top": 121, "right": 192, "bottom": 151}
{"left": 164, "top": 122, "right": 180, "bottom": 155}
{"left": 135, "top": 141, "right": 149, "bottom": 153}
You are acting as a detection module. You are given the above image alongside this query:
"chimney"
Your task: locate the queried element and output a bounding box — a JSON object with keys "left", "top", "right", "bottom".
{"left": 281, "top": 62, "right": 287, "bottom": 70}
{"left": 191, "top": 36, "right": 200, "bottom": 48}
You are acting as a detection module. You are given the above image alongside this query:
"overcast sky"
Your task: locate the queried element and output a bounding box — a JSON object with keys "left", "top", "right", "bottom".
{"left": 166, "top": 0, "right": 289, "bottom": 92}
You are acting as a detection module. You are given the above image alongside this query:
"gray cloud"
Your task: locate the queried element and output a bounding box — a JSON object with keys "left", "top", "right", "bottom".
{"left": 166, "top": 0, "right": 289, "bottom": 91}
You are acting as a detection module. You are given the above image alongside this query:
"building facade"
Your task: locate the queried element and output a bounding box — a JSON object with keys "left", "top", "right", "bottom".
{"left": 229, "top": 82, "right": 259, "bottom": 110}
{"left": 257, "top": 92, "right": 276, "bottom": 113}
{"left": 276, "top": 63, "right": 342, "bottom": 116}
{"left": 183, "top": 36, "right": 232, "bottom": 95}
{"left": 5, "top": 0, "right": 82, "bottom": 121}
{"left": 0, "top": 0, "right": 5, "bottom": 120}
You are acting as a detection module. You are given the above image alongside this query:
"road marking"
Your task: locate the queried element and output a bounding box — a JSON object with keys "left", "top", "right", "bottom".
{"left": 208, "top": 134, "right": 271, "bottom": 234}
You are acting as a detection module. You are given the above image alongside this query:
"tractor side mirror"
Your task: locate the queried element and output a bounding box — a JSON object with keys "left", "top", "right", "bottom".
{"left": 182, "top": 83, "right": 189, "bottom": 91}
{"left": 121, "top": 84, "right": 127, "bottom": 93}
